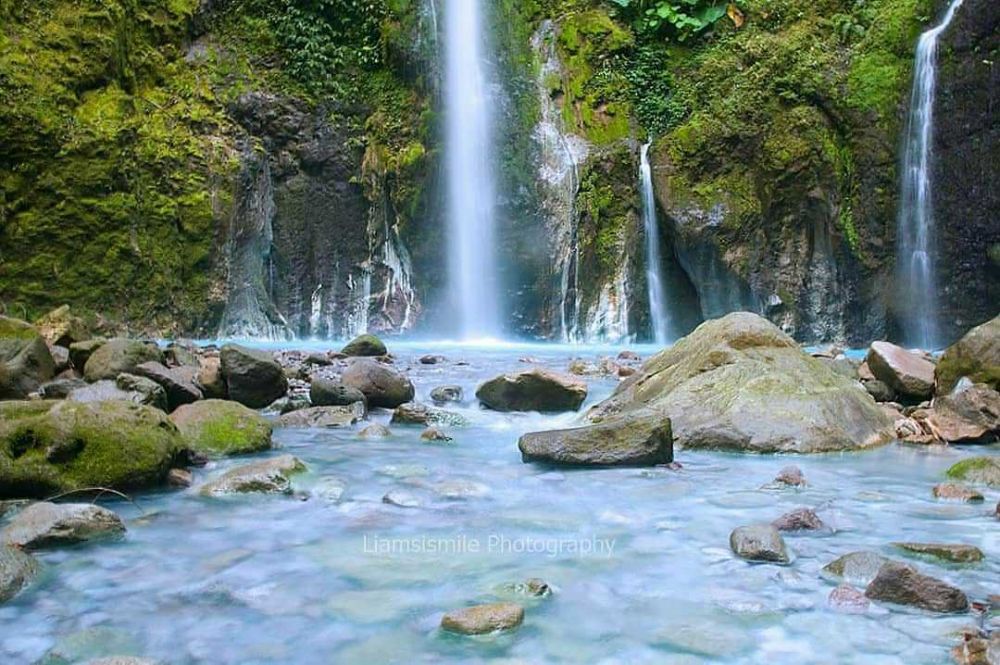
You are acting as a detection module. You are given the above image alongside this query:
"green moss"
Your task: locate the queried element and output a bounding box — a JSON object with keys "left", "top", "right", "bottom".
{"left": 171, "top": 399, "right": 273, "bottom": 457}
{"left": 945, "top": 457, "right": 1000, "bottom": 487}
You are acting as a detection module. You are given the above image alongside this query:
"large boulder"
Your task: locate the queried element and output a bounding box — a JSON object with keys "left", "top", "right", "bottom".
{"left": 170, "top": 400, "right": 272, "bottom": 457}
{"left": 0, "top": 545, "right": 39, "bottom": 603}
{"left": 309, "top": 378, "right": 366, "bottom": 410}
{"left": 729, "top": 524, "right": 789, "bottom": 563}
{"left": 69, "top": 339, "right": 105, "bottom": 371}
{"left": 476, "top": 368, "right": 587, "bottom": 412}
{"left": 34, "top": 305, "right": 89, "bottom": 347}
{"left": 219, "top": 344, "right": 287, "bottom": 408}
{"left": 920, "top": 383, "right": 1000, "bottom": 443}
{"left": 865, "top": 341, "right": 935, "bottom": 400}
{"left": 113, "top": 374, "right": 169, "bottom": 412}
{"left": 587, "top": 313, "right": 894, "bottom": 453}
{"left": 864, "top": 562, "right": 968, "bottom": 613}
{"left": 133, "top": 362, "right": 203, "bottom": 411}
{"left": 1, "top": 502, "right": 125, "bottom": 549}
{"left": 0, "top": 400, "right": 185, "bottom": 498}
{"left": 83, "top": 339, "right": 163, "bottom": 382}
{"left": 340, "top": 334, "right": 387, "bottom": 357}
{"left": 200, "top": 455, "right": 306, "bottom": 495}
{"left": 936, "top": 314, "right": 1000, "bottom": 394}
{"left": 519, "top": 414, "right": 672, "bottom": 467}
{"left": 196, "top": 356, "right": 226, "bottom": 399}
{"left": 945, "top": 457, "right": 1000, "bottom": 487}
{"left": 0, "top": 316, "right": 55, "bottom": 398}
{"left": 340, "top": 359, "right": 414, "bottom": 409}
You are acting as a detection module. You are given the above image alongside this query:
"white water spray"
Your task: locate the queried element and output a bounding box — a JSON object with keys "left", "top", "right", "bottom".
{"left": 640, "top": 142, "right": 671, "bottom": 344}
{"left": 897, "top": 0, "right": 964, "bottom": 349}
{"left": 445, "top": 0, "right": 500, "bottom": 339}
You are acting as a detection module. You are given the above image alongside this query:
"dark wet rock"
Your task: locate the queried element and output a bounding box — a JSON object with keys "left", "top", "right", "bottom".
{"left": 196, "top": 356, "right": 226, "bottom": 399}
{"left": 68, "top": 339, "right": 105, "bottom": 373}
{"left": 359, "top": 423, "right": 392, "bottom": 438}
{"left": 391, "top": 402, "right": 468, "bottom": 427}
{"left": 341, "top": 334, "right": 386, "bottom": 357}
{"left": 34, "top": 306, "right": 89, "bottom": 348}
{"left": 382, "top": 489, "right": 421, "bottom": 508}
{"left": 519, "top": 414, "right": 672, "bottom": 467}
{"left": 587, "top": 313, "right": 894, "bottom": 453}
{"left": 167, "top": 468, "right": 193, "bottom": 487}
{"left": 0, "top": 400, "right": 185, "bottom": 498}
{"left": 933, "top": 483, "right": 985, "bottom": 503}
{"left": 864, "top": 562, "right": 969, "bottom": 613}
{"left": 220, "top": 344, "right": 288, "bottom": 409}
{"left": 772, "top": 507, "right": 824, "bottom": 532}
{"left": 420, "top": 427, "right": 452, "bottom": 442}
{"left": 276, "top": 404, "right": 364, "bottom": 428}
{"left": 170, "top": 399, "right": 272, "bottom": 457}
{"left": 935, "top": 314, "right": 1000, "bottom": 394}
{"left": 0, "top": 316, "right": 56, "bottom": 398}
{"left": 200, "top": 455, "right": 306, "bottom": 495}
{"left": 430, "top": 385, "right": 463, "bottom": 404}
{"left": 828, "top": 584, "right": 870, "bottom": 614}
{"left": 863, "top": 379, "right": 896, "bottom": 403}
{"left": 83, "top": 339, "right": 163, "bottom": 383}
{"left": 822, "top": 551, "right": 890, "bottom": 586}
{"left": 309, "top": 378, "right": 367, "bottom": 410}
{"left": 729, "top": 524, "right": 789, "bottom": 563}
{"left": 39, "top": 377, "right": 87, "bottom": 399}
{"left": 0, "top": 545, "right": 39, "bottom": 603}
{"left": 304, "top": 352, "right": 334, "bottom": 366}
{"left": 115, "top": 373, "right": 169, "bottom": 412}
{"left": 892, "top": 542, "right": 984, "bottom": 564}
{"left": 1, "top": 502, "right": 125, "bottom": 549}
{"left": 420, "top": 354, "right": 446, "bottom": 365}
{"left": 773, "top": 465, "right": 806, "bottom": 487}
{"left": 340, "top": 358, "right": 414, "bottom": 408}
{"left": 866, "top": 341, "right": 935, "bottom": 401}
{"left": 133, "top": 362, "right": 203, "bottom": 411}
{"left": 617, "top": 351, "right": 640, "bottom": 361}
{"left": 441, "top": 602, "right": 524, "bottom": 635}
{"left": 946, "top": 457, "right": 1000, "bottom": 487}
{"left": 50, "top": 345, "right": 71, "bottom": 374}
{"left": 923, "top": 384, "right": 1000, "bottom": 444}
{"left": 477, "top": 368, "right": 587, "bottom": 412}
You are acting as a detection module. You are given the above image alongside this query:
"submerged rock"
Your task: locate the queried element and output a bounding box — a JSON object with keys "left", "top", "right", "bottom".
{"left": 341, "top": 334, "right": 387, "bottom": 357}
{"left": 821, "top": 551, "right": 889, "bottom": 586}
{"left": 358, "top": 423, "right": 393, "bottom": 438}
{"left": 1, "top": 502, "right": 125, "bottom": 549}
{"left": 935, "top": 314, "right": 1000, "bottom": 394}
{"left": 83, "top": 339, "right": 163, "bottom": 382}
{"left": 309, "top": 379, "right": 367, "bottom": 410}
{"left": 276, "top": 404, "right": 364, "bottom": 428}
{"left": 220, "top": 344, "right": 288, "bottom": 409}
{"left": 729, "top": 524, "right": 789, "bottom": 563}
{"left": 864, "top": 562, "right": 968, "bottom": 613}
{"left": 391, "top": 402, "right": 468, "bottom": 427}
{"left": 0, "top": 316, "right": 55, "bottom": 398}
{"left": 772, "top": 465, "right": 806, "bottom": 487}
{"left": 945, "top": 457, "right": 1000, "bottom": 487}
{"left": 0, "top": 545, "right": 39, "bottom": 603}
{"left": 865, "top": 341, "right": 935, "bottom": 401}
{"left": 587, "top": 313, "right": 894, "bottom": 453}
{"left": 891, "top": 542, "right": 984, "bottom": 563}
{"left": 827, "top": 585, "right": 869, "bottom": 614}
{"left": 420, "top": 427, "right": 452, "bottom": 442}
{"left": 519, "top": 414, "right": 672, "bottom": 467}
{"left": 500, "top": 578, "right": 551, "bottom": 598}
{"left": 170, "top": 399, "right": 272, "bottom": 457}
{"left": 341, "top": 359, "right": 414, "bottom": 409}
{"left": 772, "top": 507, "right": 824, "bottom": 532}
{"left": 382, "top": 489, "right": 421, "bottom": 508}
{"left": 933, "top": 483, "right": 985, "bottom": 503}
{"left": 477, "top": 368, "right": 587, "bottom": 412}
{"left": 430, "top": 385, "right": 463, "bottom": 404}
{"left": 440, "top": 602, "right": 524, "bottom": 635}
{"left": 200, "top": 455, "right": 306, "bottom": 495}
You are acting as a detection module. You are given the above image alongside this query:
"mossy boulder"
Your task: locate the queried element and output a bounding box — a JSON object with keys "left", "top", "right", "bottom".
{"left": 34, "top": 306, "right": 89, "bottom": 347}
{"left": 588, "top": 312, "right": 894, "bottom": 453}
{"left": 83, "top": 339, "right": 164, "bottom": 382}
{"left": 69, "top": 339, "right": 106, "bottom": 372}
{"left": 169, "top": 400, "right": 272, "bottom": 457}
{"left": 0, "top": 400, "right": 186, "bottom": 498}
{"left": 0, "top": 316, "right": 55, "bottom": 398}
{"left": 945, "top": 457, "right": 1000, "bottom": 487}
{"left": 219, "top": 344, "right": 287, "bottom": 409}
{"left": 340, "top": 334, "right": 387, "bottom": 357}
{"left": 935, "top": 314, "right": 1000, "bottom": 394}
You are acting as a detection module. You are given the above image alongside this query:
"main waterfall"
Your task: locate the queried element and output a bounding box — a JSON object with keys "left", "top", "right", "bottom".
{"left": 444, "top": 0, "right": 501, "bottom": 339}
{"left": 896, "top": 0, "right": 964, "bottom": 349}
{"left": 640, "top": 143, "right": 672, "bottom": 344}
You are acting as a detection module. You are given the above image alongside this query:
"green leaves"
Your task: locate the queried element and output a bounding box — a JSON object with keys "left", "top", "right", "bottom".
{"left": 607, "top": 0, "right": 731, "bottom": 42}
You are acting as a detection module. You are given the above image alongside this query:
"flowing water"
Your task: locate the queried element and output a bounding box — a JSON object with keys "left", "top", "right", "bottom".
{"left": 896, "top": 0, "right": 965, "bottom": 350}
{"left": 640, "top": 143, "right": 671, "bottom": 345}
{"left": 444, "top": 0, "right": 500, "bottom": 339}
{"left": 2, "top": 343, "right": 997, "bottom": 664}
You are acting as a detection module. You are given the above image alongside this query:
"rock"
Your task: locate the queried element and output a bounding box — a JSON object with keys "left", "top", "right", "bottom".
{"left": 430, "top": 479, "right": 489, "bottom": 499}
{"left": 828, "top": 585, "right": 870, "bottom": 614}
{"left": 271, "top": 395, "right": 310, "bottom": 414}
{"left": 340, "top": 334, "right": 387, "bottom": 357}
{"left": 864, "top": 562, "right": 969, "bottom": 613}
{"left": 115, "top": 373, "right": 169, "bottom": 411}
{"left": 39, "top": 377, "right": 87, "bottom": 399}
{"left": 502, "top": 578, "right": 551, "bottom": 598}
{"left": 276, "top": 404, "right": 364, "bottom": 428}
{"left": 170, "top": 400, "right": 272, "bottom": 457}
{"left": 772, "top": 507, "right": 824, "bottom": 531}
{"left": 933, "top": 483, "right": 985, "bottom": 503}
{"left": 951, "top": 631, "right": 1000, "bottom": 665}
{"left": 196, "top": 356, "right": 226, "bottom": 399}
{"left": 587, "top": 313, "right": 894, "bottom": 453}
{"left": 340, "top": 358, "right": 414, "bottom": 409}
{"left": 382, "top": 490, "right": 421, "bottom": 508}
{"left": 866, "top": 341, "right": 936, "bottom": 401}
{"left": 892, "top": 542, "right": 984, "bottom": 563}
{"left": 67, "top": 378, "right": 162, "bottom": 410}
{"left": 1, "top": 502, "right": 125, "bottom": 549}
{"left": 359, "top": 423, "right": 392, "bottom": 438}
{"left": 729, "top": 524, "right": 789, "bottom": 563}
{"left": 50, "top": 345, "right": 71, "bottom": 373}
{"left": 309, "top": 379, "right": 367, "bottom": 410}
{"left": 86, "top": 659, "right": 159, "bottom": 665}
{"left": 430, "top": 385, "right": 463, "bottom": 404}
{"left": 68, "top": 339, "right": 105, "bottom": 372}
{"left": 420, "top": 427, "right": 452, "bottom": 442}
{"left": 935, "top": 314, "right": 1000, "bottom": 394}
{"left": 164, "top": 342, "right": 201, "bottom": 368}
{"left": 83, "top": 339, "right": 163, "bottom": 382}
{"left": 863, "top": 379, "right": 896, "bottom": 403}
{"left": 419, "top": 354, "right": 446, "bottom": 365}
{"left": 167, "top": 468, "right": 192, "bottom": 487}
{"left": 618, "top": 351, "right": 640, "bottom": 361}
{"left": 34, "top": 306, "right": 89, "bottom": 347}
{"left": 133, "top": 362, "right": 203, "bottom": 411}
{"left": 945, "top": 457, "right": 1000, "bottom": 487}
{"left": 0, "top": 316, "right": 56, "bottom": 398}
{"left": 391, "top": 402, "right": 468, "bottom": 427}
{"left": 923, "top": 384, "right": 1000, "bottom": 443}
{"left": 822, "top": 551, "right": 890, "bottom": 586}
{"left": 310, "top": 477, "right": 347, "bottom": 503}
{"left": 200, "top": 455, "right": 306, "bottom": 495}
{"left": 0, "top": 545, "right": 39, "bottom": 603}
{"left": 220, "top": 344, "right": 288, "bottom": 409}
{"left": 440, "top": 602, "right": 524, "bottom": 635}
{"left": 477, "top": 368, "right": 587, "bottom": 412}
{"left": 518, "top": 414, "right": 672, "bottom": 467}
{"left": 773, "top": 465, "right": 806, "bottom": 487}
{"left": 0, "top": 400, "right": 185, "bottom": 498}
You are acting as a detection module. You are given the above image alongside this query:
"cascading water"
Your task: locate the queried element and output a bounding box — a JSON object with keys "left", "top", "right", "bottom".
{"left": 896, "top": 0, "right": 964, "bottom": 349}
{"left": 639, "top": 142, "right": 671, "bottom": 344}
{"left": 445, "top": 0, "right": 500, "bottom": 339}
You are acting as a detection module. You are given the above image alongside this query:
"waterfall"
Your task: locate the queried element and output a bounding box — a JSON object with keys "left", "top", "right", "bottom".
{"left": 896, "top": 0, "right": 964, "bottom": 349}
{"left": 445, "top": 0, "right": 500, "bottom": 339}
{"left": 640, "top": 142, "right": 671, "bottom": 344}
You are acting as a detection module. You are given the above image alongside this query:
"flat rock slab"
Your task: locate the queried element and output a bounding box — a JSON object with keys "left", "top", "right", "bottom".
{"left": 276, "top": 404, "right": 364, "bottom": 428}
{"left": 729, "top": 524, "right": 789, "bottom": 563}
{"left": 0, "top": 545, "right": 39, "bottom": 603}
{"left": 866, "top": 341, "right": 935, "bottom": 400}
{"left": 440, "top": 602, "right": 524, "bottom": 635}
{"left": 519, "top": 414, "right": 672, "bottom": 467}
{"left": 200, "top": 455, "right": 306, "bottom": 496}
{"left": 891, "top": 542, "right": 984, "bottom": 563}
{"left": 864, "top": 562, "right": 968, "bottom": 613}
{"left": 476, "top": 368, "right": 587, "bottom": 413}
{"left": 1, "top": 502, "right": 125, "bottom": 550}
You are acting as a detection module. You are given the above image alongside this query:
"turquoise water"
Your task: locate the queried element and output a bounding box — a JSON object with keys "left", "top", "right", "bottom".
{"left": 1, "top": 344, "right": 996, "bottom": 664}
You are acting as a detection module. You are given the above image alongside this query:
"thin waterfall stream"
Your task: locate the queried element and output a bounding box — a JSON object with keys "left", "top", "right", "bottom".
{"left": 640, "top": 142, "right": 671, "bottom": 344}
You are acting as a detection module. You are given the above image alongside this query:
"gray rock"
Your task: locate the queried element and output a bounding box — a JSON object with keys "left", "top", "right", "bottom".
{"left": 864, "top": 562, "right": 968, "bottom": 613}
{"left": 0, "top": 316, "right": 56, "bottom": 398}
{"left": 772, "top": 507, "right": 824, "bottom": 531}
{"left": 220, "top": 344, "right": 288, "bottom": 409}
{"left": 341, "top": 359, "right": 414, "bottom": 409}
{"left": 773, "top": 465, "right": 806, "bottom": 487}
{"left": 0, "top": 545, "right": 39, "bottom": 603}
{"left": 133, "top": 362, "right": 203, "bottom": 410}
{"left": 391, "top": 402, "right": 468, "bottom": 427}
{"left": 729, "top": 524, "right": 789, "bottom": 563}
{"left": 39, "top": 377, "right": 87, "bottom": 399}
{"left": 115, "top": 373, "right": 169, "bottom": 412}
{"left": 200, "top": 455, "right": 306, "bottom": 495}
{"left": 276, "top": 404, "right": 364, "bottom": 428}
{"left": 934, "top": 314, "right": 1000, "bottom": 393}
{"left": 1, "top": 502, "right": 125, "bottom": 549}
{"left": 340, "top": 334, "right": 386, "bottom": 357}
{"left": 309, "top": 379, "right": 367, "bottom": 410}
{"left": 50, "top": 345, "right": 71, "bottom": 373}
{"left": 827, "top": 585, "right": 869, "bottom": 614}
{"left": 420, "top": 354, "right": 446, "bottom": 365}
{"left": 164, "top": 342, "right": 201, "bottom": 368}
{"left": 519, "top": 414, "right": 672, "bottom": 467}
{"left": 822, "top": 551, "right": 889, "bottom": 586}
{"left": 477, "top": 368, "right": 587, "bottom": 412}
{"left": 866, "top": 341, "right": 935, "bottom": 401}
{"left": 83, "top": 338, "right": 163, "bottom": 382}
{"left": 359, "top": 423, "right": 393, "bottom": 438}
{"left": 68, "top": 339, "right": 105, "bottom": 372}
{"left": 863, "top": 379, "right": 896, "bottom": 403}
{"left": 430, "top": 384, "right": 463, "bottom": 404}
{"left": 67, "top": 377, "right": 166, "bottom": 411}
{"left": 440, "top": 602, "right": 524, "bottom": 635}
